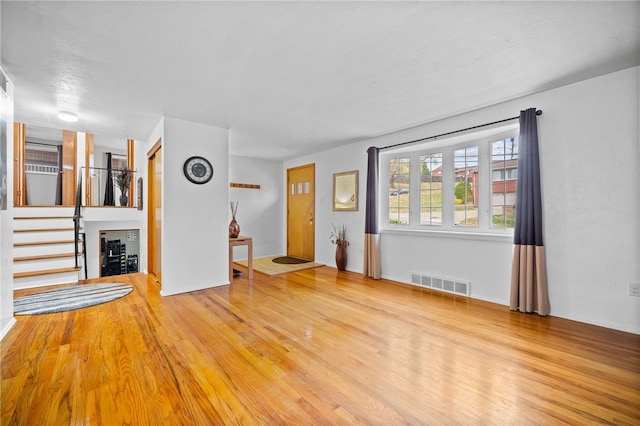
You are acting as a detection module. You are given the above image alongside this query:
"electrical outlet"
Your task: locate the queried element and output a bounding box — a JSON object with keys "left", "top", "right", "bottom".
{"left": 629, "top": 282, "right": 640, "bottom": 297}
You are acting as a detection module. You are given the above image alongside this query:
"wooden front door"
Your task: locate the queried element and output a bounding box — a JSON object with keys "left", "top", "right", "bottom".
{"left": 287, "top": 163, "right": 315, "bottom": 260}
{"left": 147, "top": 139, "right": 162, "bottom": 285}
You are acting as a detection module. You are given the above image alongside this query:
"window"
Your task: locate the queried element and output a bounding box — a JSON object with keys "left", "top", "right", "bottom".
{"left": 453, "top": 146, "right": 478, "bottom": 227}
{"left": 388, "top": 157, "right": 410, "bottom": 224}
{"left": 420, "top": 153, "right": 442, "bottom": 225}
{"left": 112, "top": 154, "right": 127, "bottom": 171}
{"left": 25, "top": 143, "right": 59, "bottom": 173}
{"left": 382, "top": 127, "right": 519, "bottom": 234}
{"left": 491, "top": 137, "right": 519, "bottom": 228}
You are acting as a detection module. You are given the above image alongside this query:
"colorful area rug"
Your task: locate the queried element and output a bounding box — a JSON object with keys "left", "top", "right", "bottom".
{"left": 235, "top": 256, "right": 323, "bottom": 276}
{"left": 14, "top": 283, "right": 134, "bottom": 315}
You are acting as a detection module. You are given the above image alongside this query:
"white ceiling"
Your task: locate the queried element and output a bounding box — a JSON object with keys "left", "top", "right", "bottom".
{"left": 2, "top": 1, "right": 639, "bottom": 160}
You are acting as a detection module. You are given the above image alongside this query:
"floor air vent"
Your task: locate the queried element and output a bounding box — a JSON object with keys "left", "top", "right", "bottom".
{"left": 410, "top": 272, "right": 470, "bottom": 296}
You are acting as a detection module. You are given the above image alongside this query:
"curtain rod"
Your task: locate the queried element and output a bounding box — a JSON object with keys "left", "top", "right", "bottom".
{"left": 380, "top": 109, "right": 542, "bottom": 151}
{"left": 81, "top": 166, "right": 137, "bottom": 172}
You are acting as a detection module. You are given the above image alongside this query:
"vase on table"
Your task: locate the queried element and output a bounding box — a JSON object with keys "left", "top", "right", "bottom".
{"left": 229, "top": 201, "right": 240, "bottom": 238}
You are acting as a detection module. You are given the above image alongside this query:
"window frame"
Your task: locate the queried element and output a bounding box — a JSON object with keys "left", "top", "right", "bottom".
{"left": 381, "top": 125, "right": 519, "bottom": 237}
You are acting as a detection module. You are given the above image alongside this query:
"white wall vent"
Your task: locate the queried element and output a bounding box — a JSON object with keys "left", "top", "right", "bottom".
{"left": 409, "top": 272, "right": 470, "bottom": 297}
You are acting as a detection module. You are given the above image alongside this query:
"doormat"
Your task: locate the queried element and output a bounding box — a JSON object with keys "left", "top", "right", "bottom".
{"left": 272, "top": 256, "right": 311, "bottom": 264}
{"left": 235, "top": 256, "right": 323, "bottom": 276}
{"left": 14, "top": 283, "right": 133, "bottom": 315}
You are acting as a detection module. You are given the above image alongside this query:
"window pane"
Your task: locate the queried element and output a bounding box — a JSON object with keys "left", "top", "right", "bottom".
{"left": 112, "top": 154, "right": 127, "bottom": 170}
{"left": 419, "top": 153, "right": 442, "bottom": 225}
{"left": 388, "top": 157, "right": 410, "bottom": 225}
{"left": 491, "top": 137, "right": 518, "bottom": 228}
{"left": 453, "top": 146, "right": 478, "bottom": 227}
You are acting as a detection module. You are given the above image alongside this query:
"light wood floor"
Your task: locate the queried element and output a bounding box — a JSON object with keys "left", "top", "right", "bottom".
{"left": 2, "top": 268, "right": 639, "bottom": 425}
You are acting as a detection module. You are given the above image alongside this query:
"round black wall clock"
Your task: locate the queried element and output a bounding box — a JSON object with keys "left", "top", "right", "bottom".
{"left": 183, "top": 156, "right": 214, "bottom": 184}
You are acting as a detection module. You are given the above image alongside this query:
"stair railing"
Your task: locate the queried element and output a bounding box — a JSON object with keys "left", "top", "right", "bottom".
{"left": 74, "top": 171, "right": 87, "bottom": 279}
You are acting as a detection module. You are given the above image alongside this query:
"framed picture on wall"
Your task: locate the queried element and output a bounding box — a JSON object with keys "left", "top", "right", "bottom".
{"left": 333, "top": 170, "right": 358, "bottom": 211}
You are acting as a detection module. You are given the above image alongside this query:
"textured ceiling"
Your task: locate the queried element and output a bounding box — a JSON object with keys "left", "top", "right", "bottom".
{"left": 2, "top": 1, "right": 639, "bottom": 160}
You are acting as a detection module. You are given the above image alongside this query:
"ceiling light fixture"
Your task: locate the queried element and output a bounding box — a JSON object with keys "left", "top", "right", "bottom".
{"left": 57, "top": 111, "right": 78, "bottom": 122}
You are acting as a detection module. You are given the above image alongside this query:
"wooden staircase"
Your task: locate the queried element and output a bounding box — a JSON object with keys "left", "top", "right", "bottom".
{"left": 13, "top": 207, "right": 84, "bottom": 289}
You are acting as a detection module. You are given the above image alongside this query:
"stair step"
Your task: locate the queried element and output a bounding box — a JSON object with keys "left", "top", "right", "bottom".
{"left": 14, "top": 205, "right": 75, "bottom": 209}
{"left": 13, "top": 243, "right": 80, "bottom": 258}
{"left": 13, "top": 217, "right": 80, "bottom": 232}
{"left": 14, "top": 240, "right": 82, "bottom": 247}
{"left": 14, "top": 216, "right": 77, "bottom": 220}
{"left": 14, "top": 253, "right": 77, "bottom": 262}
{"left": 14, "top": 266, "right": 81, "bottom": 279}
{"left": 14, "top": 227, "right": 80, "bottom": 233}
{"left": 14, "top": 232, "right": 81, "bottom": 245}
{"left": 13, "top": 255, "right": 81, "bottom": 275}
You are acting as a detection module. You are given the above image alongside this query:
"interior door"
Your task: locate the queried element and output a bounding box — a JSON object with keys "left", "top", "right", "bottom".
{"left": 287, "top": 163, "right": 315, "bottom": 260}
{"left": 147, "top": 139, "right": 162, "bottom": 284}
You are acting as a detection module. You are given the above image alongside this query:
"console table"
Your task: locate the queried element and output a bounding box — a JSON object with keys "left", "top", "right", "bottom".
{"left": 229, "top": 235, "right": 253, "bottom": 281}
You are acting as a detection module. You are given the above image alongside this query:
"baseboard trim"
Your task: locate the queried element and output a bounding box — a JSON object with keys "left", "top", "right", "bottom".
{"left": 0, "top": 318, "right": 17, "bottom": 341}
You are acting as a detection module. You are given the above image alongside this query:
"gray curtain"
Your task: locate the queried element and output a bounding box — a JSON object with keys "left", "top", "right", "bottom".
{"left": 364, "top": 146, "right": 381, "bottom": 279}
{"left": 104, "top": 152, "right": 115, "bottom": 206}
{"left": 510, "top": 108, "right": 550, "bottom": 315}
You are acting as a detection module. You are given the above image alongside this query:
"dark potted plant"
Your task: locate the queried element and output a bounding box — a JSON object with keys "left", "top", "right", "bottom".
{"left": 115, "top": 168, "right": 132, "bottom": 206}
{"left": 330, "top": 223, "right": 349, "bottom": 271}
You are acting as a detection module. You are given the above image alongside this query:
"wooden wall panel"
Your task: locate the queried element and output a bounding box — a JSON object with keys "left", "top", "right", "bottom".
{"left": 61, "top": 130, "right": 77, "bottom": 206}
{"left": 85, "top": 132, "right": 94, "bottom": 206}
{"left": 127, "top": 139, "right": 135, "bottom": 207}
{"left": 12, "top": 122, "right": 25, "bottom": 206}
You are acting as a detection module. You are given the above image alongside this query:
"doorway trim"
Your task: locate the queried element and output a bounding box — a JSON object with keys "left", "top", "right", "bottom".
{"left": 147, "top": 138, "right": 162, "bottom": 284}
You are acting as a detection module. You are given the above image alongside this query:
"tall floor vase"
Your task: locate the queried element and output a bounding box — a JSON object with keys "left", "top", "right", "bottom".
{"left": 335, "top": 244, "right": 347, "bottom": 271}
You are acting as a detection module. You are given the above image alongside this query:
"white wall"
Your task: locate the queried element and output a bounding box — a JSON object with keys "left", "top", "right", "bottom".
{"left": 532, "top": 67, "right": 639, "bottom": 333}
{"left": 286, "top": 66, "right": 640, "bottom": 334}
{"left": 0, "top": 69, "right": 15, "bottom": 339}
{"left": 25, "top": 173, "right": 57, "bottom": 205}
{"left": 161, "top": 117, "right": 230, "bottom": 295}
{"left": 229, "top": 155, "right": 284, "bottom": 259}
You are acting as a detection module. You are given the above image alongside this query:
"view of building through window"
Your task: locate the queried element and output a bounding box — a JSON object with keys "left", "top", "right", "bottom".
{"left": 453, "top": 146, "right": 478, "bottom": 227}
{"left": 491, "top": 137, "right": 518, "bottom": 228}
{"left": 385, "top": 132, "right": 519, "bottom": 232}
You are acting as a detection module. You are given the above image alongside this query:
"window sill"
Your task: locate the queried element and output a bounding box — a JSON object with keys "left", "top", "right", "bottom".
{"left": 381, "top": 227, "right": 513, "bottom": 243}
